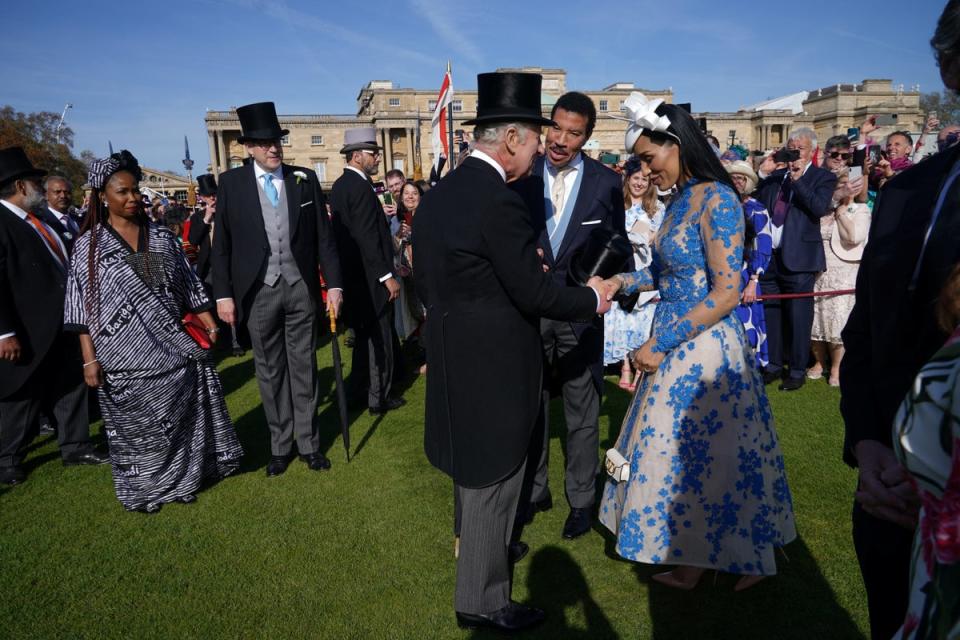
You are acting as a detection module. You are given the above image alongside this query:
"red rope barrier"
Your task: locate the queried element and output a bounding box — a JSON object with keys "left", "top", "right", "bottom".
{"left": 756, "top": 289, "right": 856, "bottom": 301}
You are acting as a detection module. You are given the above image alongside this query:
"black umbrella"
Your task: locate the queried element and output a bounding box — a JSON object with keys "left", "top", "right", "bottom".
{"left": 328, "top": 307, "right": 350, "bottom": 461}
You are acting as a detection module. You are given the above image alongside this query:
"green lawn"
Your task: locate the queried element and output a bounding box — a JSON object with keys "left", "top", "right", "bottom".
{"left": 0, "top": 336, "right": 868, "bottom": 639}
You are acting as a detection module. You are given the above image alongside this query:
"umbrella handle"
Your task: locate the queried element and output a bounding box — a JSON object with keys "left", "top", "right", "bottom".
{"left": 328, "top": 305, "right": 337, "bottom": 334}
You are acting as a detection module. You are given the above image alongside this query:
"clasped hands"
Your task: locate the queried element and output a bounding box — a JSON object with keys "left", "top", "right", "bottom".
{"left": 854, "top": 439, "right": 920, "bottom": 529}
{"left": 587, "top": 275, "right": 622, "bottom": 315}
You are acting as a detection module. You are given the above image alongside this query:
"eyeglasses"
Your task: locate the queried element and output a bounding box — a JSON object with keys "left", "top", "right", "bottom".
{"left": 828, "top": 152, "right": 852, "bottom": 160}
{"left": 361, "top": 150, "right": 382, "bottom": 158}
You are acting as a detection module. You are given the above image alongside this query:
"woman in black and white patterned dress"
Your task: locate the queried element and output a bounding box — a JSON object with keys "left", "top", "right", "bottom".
{"left": 64, "top": 151, "right": 243, "bottom": 513}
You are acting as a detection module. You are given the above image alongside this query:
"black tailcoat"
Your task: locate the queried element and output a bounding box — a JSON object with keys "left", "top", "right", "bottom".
{"left": 211, "top": 163, "right": 343, "bottom": 323}
{"left": 412, "top": 157, "right": 598, "bottom": 488}
{"left": 187, "top": 210, "right": 213, "bottom": 281}
{"left": 840, "top": 144, "right": 960, "bottom": 464}
{"left": 327, "top": 169, "right": 395, "bottom": 328}
{"left": 0, "top": 204, "right": 68, "bottom": 398}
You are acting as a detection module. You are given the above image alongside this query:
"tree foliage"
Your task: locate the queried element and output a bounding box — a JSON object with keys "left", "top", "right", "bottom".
{"left": 919, "top": 91, "right": 960, "bottom": 126}
{"left": 0, "top": 105, "right": 91, "bottom": 199}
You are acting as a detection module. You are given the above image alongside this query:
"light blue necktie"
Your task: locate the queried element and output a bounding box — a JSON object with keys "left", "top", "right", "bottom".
{"left": 262, "top": 173, "right": 279, "bottom": 207}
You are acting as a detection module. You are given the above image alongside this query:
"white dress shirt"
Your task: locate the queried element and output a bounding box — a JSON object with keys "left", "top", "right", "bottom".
{"left": 0, "top": 200, "right": 69, "bottom": 340}
{"left": 253, "top": 162, "right": 285, "bottom": 199}
{"left": 544, "top": 152, "right": 583, "bottom": 218}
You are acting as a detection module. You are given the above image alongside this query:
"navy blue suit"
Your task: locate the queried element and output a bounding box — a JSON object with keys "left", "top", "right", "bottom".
{"left": 513, "top": 154, "right": 625, "bottom": 510}
{"left": 756, "top": 164, "right": 837, "bottom": 379}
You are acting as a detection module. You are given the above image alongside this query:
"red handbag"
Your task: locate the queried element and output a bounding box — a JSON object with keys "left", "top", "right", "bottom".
{"left": 182, "top": 313, "right": 212, "bottom": 349}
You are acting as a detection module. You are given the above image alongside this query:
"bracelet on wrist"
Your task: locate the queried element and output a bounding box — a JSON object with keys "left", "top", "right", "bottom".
{"left": 205, "top": 327, "right": 219, "bottom": 335}
{"left": 83, "top": 359, "right": 98, "bottom": 368}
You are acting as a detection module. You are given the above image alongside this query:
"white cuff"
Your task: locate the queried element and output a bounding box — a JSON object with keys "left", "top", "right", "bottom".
{"left": 0, "top": 332, "right": 15, "bottom": 340}
{"left": 592, "top": 288, "right": 602, "bottom": 313}
{"left": 379, "top": 273, "right": 393, "bottom": 283}
{"left": 215, "top": 298, "right": 233, "bottom": 303}
{"left": 328, "top": 287, "right": 343, "bottom": 292}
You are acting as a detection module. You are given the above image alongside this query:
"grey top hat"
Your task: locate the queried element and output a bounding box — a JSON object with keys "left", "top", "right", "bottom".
{"left": 340, "top": 127, "right": 383, "bottom": 154}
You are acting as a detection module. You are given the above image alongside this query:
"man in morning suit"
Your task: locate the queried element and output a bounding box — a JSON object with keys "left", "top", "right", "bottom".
{"left": 0, "top": 147, "right": 107, "bottom": 485}
{"left": 756, "top": 127, "right": 837, "bottom": 391}
{"left": 519, "top": 91, "right": 626, "bottom": 539}
{"left": 40, "top": 175, "right": 81, "bottom": 255}
{"left": 328, "top": 128, "right": 403, "bottom": 415}
{"left": 840, "top": 4, "right": 960, "bottom": 637}
{"left": 413, "top": 72, "right": 612, "bottom": 634}
{"left": 211, "top": 102, "right": 344, "bottom": 477}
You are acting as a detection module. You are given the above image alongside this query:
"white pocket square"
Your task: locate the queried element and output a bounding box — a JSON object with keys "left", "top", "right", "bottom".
{"left": 300, "top": 201, "right": 314, "bottom": 208}
{"left": 582, "top": 220, "right": 601, "bottom": 226}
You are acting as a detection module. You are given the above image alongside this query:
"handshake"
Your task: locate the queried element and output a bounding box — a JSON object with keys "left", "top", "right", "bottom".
{"left": 587, "top": 275, "right": 622, "bottom": 315}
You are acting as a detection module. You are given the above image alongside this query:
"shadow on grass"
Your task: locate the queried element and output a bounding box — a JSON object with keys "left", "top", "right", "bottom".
{"left": 629, "top": 534, "right": 863, "bottom": 640}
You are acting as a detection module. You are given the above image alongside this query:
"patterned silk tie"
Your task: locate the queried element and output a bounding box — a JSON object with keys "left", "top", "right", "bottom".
{"left": 262, "top": 173, "right": 279, "bottom": 207}
{"left": 25, "top": 212, "right": 66, "bottom": 267}
{"left": 772, "top": 181, "right": 791, "bottom": 228}
{"left": 551, "top": 165, "right": 574, "bottom": 221}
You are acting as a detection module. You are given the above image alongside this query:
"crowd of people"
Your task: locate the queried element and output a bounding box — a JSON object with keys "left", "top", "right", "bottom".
{"left": 2, "top": 1, "right": 960, "bottom": 637}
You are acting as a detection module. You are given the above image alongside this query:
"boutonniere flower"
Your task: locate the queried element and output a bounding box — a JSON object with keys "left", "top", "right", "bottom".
{"left": 293, "top": 170, "right": 308, "bottom": 185}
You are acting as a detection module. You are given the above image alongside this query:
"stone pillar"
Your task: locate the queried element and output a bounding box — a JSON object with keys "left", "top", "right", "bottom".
{"left": 763, "top": 125, "right": 771, "bottom": 150}
{"left": 207, "top": 130, "right": 217, "bottom": 174}
{"left": 381, "top": 129, "right": 389, "bottom": 175}
{"left": 384, "top": 128, "right": 394, "bottom": 171}
{"left": 216, "top": 131, "right": 227, "bottom": 175}
{"left": 405, "top": 128, "right": 414, "bottom": 176}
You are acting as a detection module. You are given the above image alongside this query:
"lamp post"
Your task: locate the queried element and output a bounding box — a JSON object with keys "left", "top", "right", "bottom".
{"left": 55, "top": 103, "right": 73, "bottom": 145}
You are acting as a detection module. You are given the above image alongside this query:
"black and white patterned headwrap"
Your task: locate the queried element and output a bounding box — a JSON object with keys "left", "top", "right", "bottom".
{"left": 87, "top": 150, "right": 143, "bottom": 189}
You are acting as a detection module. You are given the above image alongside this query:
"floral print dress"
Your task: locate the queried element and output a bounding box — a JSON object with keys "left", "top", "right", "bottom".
{"left": 893, "top": 328, "right": 960, "bottom": 640}
{"left": 599, "top": 179, "right": 796, "bottom": 575}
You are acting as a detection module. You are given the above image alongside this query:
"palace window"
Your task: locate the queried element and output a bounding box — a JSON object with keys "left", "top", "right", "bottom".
{"left": 314, "top": 161, "right": 326, "bottom": 183}
{"left": 452, "top": 100, "right": 463, "bottom": 112}
{"left": 388, "top": 98, "right": 401, "bottom": 107}
{"left": 599, "top": 100, "right": 608, "bottom": 112}
{"left": 280, "top": 135, "right": 290, "bottom": 145}
{"left": 428, "top": 100, "right": 437, "bottom": 111}
{"left": 311, "top": 135, "right": 323, "bottom": 146}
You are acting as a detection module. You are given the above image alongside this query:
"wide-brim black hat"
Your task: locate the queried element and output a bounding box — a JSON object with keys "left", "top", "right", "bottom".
{"left": 462, "top": 72, "right": 555, "bottom": 127}
{"left": 0, "top": 146, "right": 46, "bottom": 188}
{"left": 196, "top": 173, "right": 218, "bottom": 196}
{"left": 236, "top": 102, "right": 289, "bottom": 143}
{"left": 567, "top": 227, "right": 633, "bottom": 287}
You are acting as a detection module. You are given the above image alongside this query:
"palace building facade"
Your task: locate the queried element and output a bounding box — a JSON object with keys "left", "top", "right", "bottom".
{"left": 204, "top": 67, "right": 922, "bottom": 189}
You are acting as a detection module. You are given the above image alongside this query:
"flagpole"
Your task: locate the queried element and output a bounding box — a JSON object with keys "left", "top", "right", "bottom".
{"left": 447, "top": 60, "right": 455, "bottom": 173}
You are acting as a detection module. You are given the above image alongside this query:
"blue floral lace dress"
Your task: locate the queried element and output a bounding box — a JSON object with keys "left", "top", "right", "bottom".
{"left": 599, "top": 179, "right": 796, "bottom": 576}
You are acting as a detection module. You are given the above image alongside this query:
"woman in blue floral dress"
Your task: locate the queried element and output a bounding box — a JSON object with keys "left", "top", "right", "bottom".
{"left": 599, "top": 94, "right": 795, "bottom": 590}
{"left": 726, "top": 161, "right": 773, "bottom": 369}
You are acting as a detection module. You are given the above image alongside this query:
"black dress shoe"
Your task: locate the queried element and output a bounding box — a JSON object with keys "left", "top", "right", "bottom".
{"left": 456, "top": 601, "right": 545, "bottom": 633}
{"left": 0, "top": 466, "right": 25, "bottom": 486}
{"left": 508, "top": 541, "right": 529, "bottom": 564}
{"left": 779, "top": 377, "right": 805, "bottom": 391}
{"left": 62, "top": 450, "right": 110, "bottom": 466}
{"left": 135, "top": 503, "right": 162, "bottom": 514}
{"left": 562, "top": 507, "right": 593, "bottom": 540}
{"left": 762, "top": 369, "right": 782, "bottom": 385}
{"left": 521, "top": 494, "right": 553, "bottom": 524}
{"left": 369, "top": 397, "right": 406, "bottom": 416}
{"left": 266, "top": 454, "right": 295, "bottom": 477}
{"left": 38, "top": 422, "right": 55, "bottom": 436}
{"left": 231, "top": 346, "right": 245, "bottom": 357}
{"left": 299, "top": 452, "right": 332, "bottom": 471}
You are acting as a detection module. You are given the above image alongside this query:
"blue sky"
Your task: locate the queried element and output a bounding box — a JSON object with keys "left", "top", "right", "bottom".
{"left": 1, "top": 0, "right": 946, "bottom": 172}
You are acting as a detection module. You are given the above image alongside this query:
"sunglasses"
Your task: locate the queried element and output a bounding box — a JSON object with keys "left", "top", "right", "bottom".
{"left": 828, "top": 151, "right": 852, "bottom": 160}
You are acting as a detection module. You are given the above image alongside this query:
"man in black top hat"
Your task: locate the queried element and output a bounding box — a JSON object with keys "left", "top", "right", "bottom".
{"left": 211, "top": 102, "right": 344, "bottom": 477}
{"left": 413, "top": 72, "right": 612, "bottom": 633}
{"left": 0, "top": 147, "right": 106, "bottom": 485}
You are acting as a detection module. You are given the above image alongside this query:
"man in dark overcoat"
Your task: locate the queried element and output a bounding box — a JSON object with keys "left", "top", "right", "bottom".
{"left": 412, "top": 72, "right": 611, "bottom": 634}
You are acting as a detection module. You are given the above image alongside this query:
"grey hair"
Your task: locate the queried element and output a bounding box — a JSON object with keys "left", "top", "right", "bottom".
{"left": 789, "top": 127, "right": 818, "bottom": 150}
{"left": 43, "top": 175, "right": 71, "bottom": 191}
{"left": 472, "top": 122, "right": 535, "bottom": 146}
{"left": 932, "top": 0, "right": 960, "bottom": 64}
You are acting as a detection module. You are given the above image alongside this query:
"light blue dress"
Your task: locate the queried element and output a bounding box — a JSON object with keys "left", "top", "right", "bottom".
{"left": 603, "top": 202, "right": 665, "bottom": 364}
{"left": 599, "top": 179, "right": 796, "bottom": 575}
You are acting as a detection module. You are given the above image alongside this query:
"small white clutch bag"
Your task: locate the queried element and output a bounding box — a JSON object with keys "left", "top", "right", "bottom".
{"left": 605, "top": 448, "right": 630, "bottom": 482}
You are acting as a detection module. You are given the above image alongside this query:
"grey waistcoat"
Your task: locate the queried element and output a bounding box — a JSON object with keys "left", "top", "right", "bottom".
{"left": 258, "top": 177, "right": 301, "bottom": 286}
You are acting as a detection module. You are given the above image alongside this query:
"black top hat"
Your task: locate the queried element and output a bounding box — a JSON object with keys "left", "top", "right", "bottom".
{"left": 0, "top": 146, "right": 46, "bottom": 188}
{"left": 196, "top": 173, "right": 218, "bottom": 196}
{"left": 567, "top": 227, "right": 633, "bottom": 288}
{"left": 462, "top": 72, "right": 555, "bottom": 127}
{"left": 236, "top": 102, "right": 289, "bottom": 143}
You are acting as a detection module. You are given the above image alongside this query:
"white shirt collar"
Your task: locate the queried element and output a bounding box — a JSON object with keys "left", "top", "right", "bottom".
{"left": 1, "top": 199, "right": 30, "bottom": 220}
{"left": 345, "top": 165, "right": 371, "bottom": 182}
{"left": 253, "top": 161, "right": 283, "bottom": 182}
{"left": 469, "top": 149, "right": 506, "bottom": 182}
{"left": 48, "top": 205, "right": 68, "bottom": 221}
{"left": 546, "top": 152, "right": 583, "bottom": 175}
